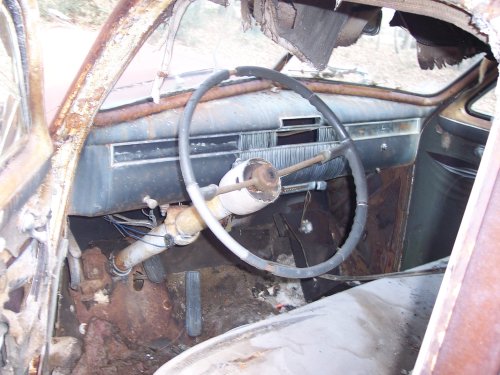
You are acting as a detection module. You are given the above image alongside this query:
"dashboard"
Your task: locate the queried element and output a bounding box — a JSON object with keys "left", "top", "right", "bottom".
{"left": 70, "top": 90, "right": 433, "bottom": 216}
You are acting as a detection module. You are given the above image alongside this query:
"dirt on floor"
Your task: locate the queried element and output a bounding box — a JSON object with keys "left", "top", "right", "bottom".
{"left": 167, "top": 264, "right": 305, "bottom": 345}
{"left": 56, "top": 258, "right": 305, "bottom": 374}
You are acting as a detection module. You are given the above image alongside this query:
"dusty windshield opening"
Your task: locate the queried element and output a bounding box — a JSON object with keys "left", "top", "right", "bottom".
{"left": 102, "top": 0, "right": 286, "bottom": 109}
{"left": 39, "top": 0, "right": 119, "bottom": 122}
{"left": 103, "top": 2, "right": 484, "bottom": 109}
{"left": 170, "top": 2, "right": 285, "bottom": 74}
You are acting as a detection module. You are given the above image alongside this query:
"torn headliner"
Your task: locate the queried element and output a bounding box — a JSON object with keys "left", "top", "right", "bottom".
{"left": 243, "top": 0, "right": 490, "bottom": 70}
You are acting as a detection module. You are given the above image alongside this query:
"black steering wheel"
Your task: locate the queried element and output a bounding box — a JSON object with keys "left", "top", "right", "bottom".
{"left": 178, "top": 66, "right": 368, "bottom": 279}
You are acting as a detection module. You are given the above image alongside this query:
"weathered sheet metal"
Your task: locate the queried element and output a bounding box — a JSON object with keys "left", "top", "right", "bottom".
{"left": 155, "top": 260, "right": 446, "bottom": 374}
{"left": 0, "top": 0, "right": 52, "bottom": 249}
{"left": 413, "top": 84, "right": 500, "bottom": 374}
{"left": 69, "top": 247, "right": 183, "bottom": 345}
{"left": 45, "top": 0, "right": 178, "bottom": 312}
{"left": 411, "top": 0, "right": 500, "bottom": 372}
{"left": 35, "top": 0, "right": 178, "bottom": 372}
{"left": 0, "top": 1, "right": 53, "bottom": 372}
{"left": 50, "top": 0, "right": 177, "bottom": 139}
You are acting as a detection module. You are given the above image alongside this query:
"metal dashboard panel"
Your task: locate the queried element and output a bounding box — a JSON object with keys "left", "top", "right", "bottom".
{"left": 70, "top": 92, "right": 429, "bottom": 216}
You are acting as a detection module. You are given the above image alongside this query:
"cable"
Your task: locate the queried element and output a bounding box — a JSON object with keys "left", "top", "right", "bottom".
{"left": 300, "top": 191, "right": 312, "bottom": 225}
{"left": 104, "top": 215, "right": 161, "bottom": 236}
{"left": 116, "top": 223, "right": 165, "bottom": 238}
{"left": 111, "top": 222, "right": 128, "bottom": 238}
{"left": 108, "top": 213, "right": 155, "bottom": 229}
{"left": 281, "top": 215, "right": 311, "bottom": 268}
{"left": 118, "top": 224, "right": 165, "bottom": 248}
{"left": 105, "top": 217, "right": 165, "bottom": 248}
{"left": 319, "top": 267, "right": 447, "bottom": 282}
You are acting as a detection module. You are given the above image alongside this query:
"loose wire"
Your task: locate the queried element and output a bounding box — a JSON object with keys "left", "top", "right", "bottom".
{"left": 105, "top": 216, "right": 165, "bottom": 248}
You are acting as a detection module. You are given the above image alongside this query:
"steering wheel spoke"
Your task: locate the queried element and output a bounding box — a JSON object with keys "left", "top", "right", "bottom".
{"left": 214, "top": 142, "right": 350, "bottom": 197}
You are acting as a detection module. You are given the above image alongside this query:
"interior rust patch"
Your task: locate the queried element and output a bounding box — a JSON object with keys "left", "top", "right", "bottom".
{"left": 70, "top": 248, "right": 183, "bottom": 345}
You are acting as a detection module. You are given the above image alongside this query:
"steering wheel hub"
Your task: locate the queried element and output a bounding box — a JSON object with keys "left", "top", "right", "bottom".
{"left": 249, "top": 163, "right": 279, "bottom": 192}
{"left": 218, "top": 158, "right": 281, "bottom": 216}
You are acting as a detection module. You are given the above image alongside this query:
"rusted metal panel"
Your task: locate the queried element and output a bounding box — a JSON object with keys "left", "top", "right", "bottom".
{"left": 46, "top": 0, "right": 181, "bottom": 262}
{"left": 409, "top": 2, "right": 500, "bottom": 367}
{"left": 0, "top": 0, "right": 52, "bottom": 217}
{"left": 413, "top": 83, "right": 500, "bottom": 373}
{"left": 50, "top": 0, "right": 177, "bottom": 139}
{"left": 70, "top": 247, "right": 183, "bottom": 345}
{"left": 330, "top": 166, "right": 413, "bottom": 276}
{"left": 0, "top": 1, "right": 53, "bottom": 372}
{"left": 28, "top": 0, "right": 179, "bottom": 372}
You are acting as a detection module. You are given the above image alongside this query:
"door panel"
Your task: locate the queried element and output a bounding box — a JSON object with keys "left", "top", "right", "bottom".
{"left": 401, "top": 77, "right": 495, "bottom": 269}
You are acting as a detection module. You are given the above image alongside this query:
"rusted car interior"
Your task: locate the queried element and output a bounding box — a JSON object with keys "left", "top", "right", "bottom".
{"left": 0, "top": 0, "right": 498, "bottom": 374}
